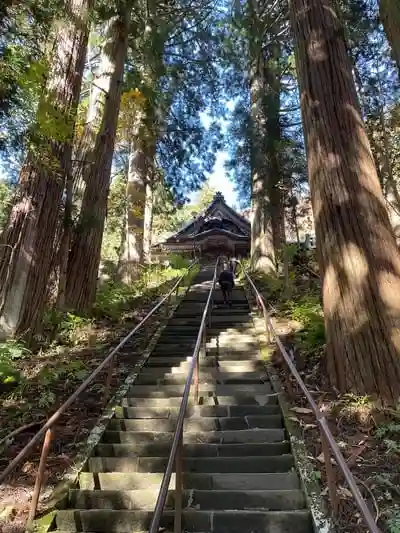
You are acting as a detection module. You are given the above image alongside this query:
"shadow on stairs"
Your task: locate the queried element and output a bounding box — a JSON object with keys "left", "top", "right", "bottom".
{"left": 48, "top": 266, "right": 314, "bottom": 533}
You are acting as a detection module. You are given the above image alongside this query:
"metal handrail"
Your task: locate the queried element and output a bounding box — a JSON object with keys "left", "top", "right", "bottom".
{"left": 238, "top": 261, "right": 381, "bottom": 533}
{"left": 148, "top": 257, "right": 221, "bottom": 533}
{"left": 0, "top": 260, "right": 199, "bottom": 524}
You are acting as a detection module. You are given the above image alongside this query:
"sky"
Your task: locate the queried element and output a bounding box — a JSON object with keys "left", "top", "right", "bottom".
{"left": 188, "top": 151, "right": 239, "bottom": 209}
{"left": 189, "top": 105, "right": 239, "bottom": 209}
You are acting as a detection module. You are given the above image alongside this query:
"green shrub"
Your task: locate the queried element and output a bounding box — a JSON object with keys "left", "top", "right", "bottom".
{"left": 94, "top": 260, "right": 195, "bottom": 319}
{"left": 166, "top": 254, "right": 192, "bottom": 270}
{"left": 283, "top": 295, "right": 325, "bottom": 351}
{"left": 42, "top": 310, "right": 93, "bottom": 345}
{"left": 0, "top": 340, "right": 30, "bottom": 386}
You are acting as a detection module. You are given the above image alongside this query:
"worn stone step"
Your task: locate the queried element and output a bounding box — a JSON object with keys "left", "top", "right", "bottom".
{"left": 69, "top": 488, "right": 305, "bottom": 511}
{"left": 78, "top": 471, "right": 300, "bottom": 491}
{"left": 86, "top": 454, "right": 294, "bottom": 474}
{"left": 116, "top": 403, "right": 281, "bottom": 418}
{"left": 142, "top": 359, "right": 263, "bottom": 372}
{"left": 94, "top": 441, "right": 291, "bottom": 458}
{"left": 134, "top": 371, "right": 267, "bottom": 386}
{"left": 175, "top": 305, "right": 249, "bottom": 316}
{"left": 120, "top": 395, "right": 279, "bottom": 408}
{"left": 108, "top": 415, "right": 283, "bottom": 433}
{"left": 169, "top": 315, "right": 251, "bottom": 327}
{"left": 127, "top": 383, "right": 273, "bottom": 398}
{"left": 205, "top": 349, "right": 260, "bottom": 360}
{"left": 101, "top": 428, "right": 285, "bottom": 445}
{"left": 55, "top": 508, "right": 311, "bottom": 533}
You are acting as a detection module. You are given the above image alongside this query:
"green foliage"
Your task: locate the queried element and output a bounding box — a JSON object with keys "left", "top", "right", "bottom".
{"left": 376, "top": 422, "right": 400, "bottom": 439}
{"left": 0, "top": 179, "right": 14, "bottom": 230}
{"left": 283, "top": 296, "right": 325, "bottom": 351}
{"left": 167, "top": 253, "right": 192, "bottom": 270}
{"left": 153, "top": 178, "right": 217, "bottom": 237}
{"left": 387, "top": 506, "right": 400, "bottom": 533}
{"left": 376, "top": 421, "right": 400, "bottom": 454}
{"left": 95, "top": 260, "right": 193, "bottom": 319}
{"left": 0, "top": 340, "right": 30, "bottom": 386}
{"left": 249, "top": 271, "right": 284, "bottom": 300}
{"left": 42, "top": 310, "right": 93, "bottom": 346}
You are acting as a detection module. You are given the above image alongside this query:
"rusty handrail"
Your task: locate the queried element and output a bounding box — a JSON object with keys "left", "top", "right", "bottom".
{"left": 238, "top": 261, "right": 381, "bottom": 533}
{"left": 148, "top": 258, "right": 221, "bottom": 533}
{"left": 0, "top": 261, "right": 198, "bottom": 493}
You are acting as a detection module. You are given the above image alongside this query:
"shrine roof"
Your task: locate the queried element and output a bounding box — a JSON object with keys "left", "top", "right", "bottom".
{"left": 164, "top": 192, "right": 250, "bottom": 244}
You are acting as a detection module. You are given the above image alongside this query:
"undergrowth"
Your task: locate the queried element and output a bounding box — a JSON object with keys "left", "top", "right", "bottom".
{"left": 281, "top": 295, "right": 325, "bottom": 352}
{"left": 0, "top": 256, "right": 195, "bottom": 395}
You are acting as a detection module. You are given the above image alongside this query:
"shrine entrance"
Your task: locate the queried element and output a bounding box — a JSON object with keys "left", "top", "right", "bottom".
{"left": 199, "top": 236, "right": 235, "bottom": 259}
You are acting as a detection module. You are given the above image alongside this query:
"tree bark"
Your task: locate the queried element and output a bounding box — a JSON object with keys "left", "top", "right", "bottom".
{"left": 65, "top": 9, "right": 130, "bottom": 311}
{"left": 120, "top": 138, "right": 146, "bottom": 282}
{"left": 249, "top": 0, "right": 275, "bottom": 273}
{"left": 290, "top": 0, "right": 400, "bottom": 404}
{"left": 264, "top": 37, "right": 286, "bottom": 255}
{"left": 0, "top": 0, "right": 91, "bottom": 339}
{"left": 143, "top": 146, "right": 156, "bottom": 264}
{"left": 380, "top": 0, "right": 400, "bottom": 75}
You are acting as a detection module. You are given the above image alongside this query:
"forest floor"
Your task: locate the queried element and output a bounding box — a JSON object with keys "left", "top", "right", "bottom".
{"left": 252, "top": 268, "right": 400, "bottom": 533}
{"left": 0, "top": 265, "right": 195, "bottom": 533}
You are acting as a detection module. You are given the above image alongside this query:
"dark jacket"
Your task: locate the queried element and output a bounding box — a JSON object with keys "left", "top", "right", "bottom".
{"left": 218, "top": 269, "right": 234, "bottom": 286}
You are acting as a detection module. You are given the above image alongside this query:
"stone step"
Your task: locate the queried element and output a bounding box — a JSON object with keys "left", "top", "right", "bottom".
{"left": 78, "top": 471, "right": 301, "bottom": 491}
{"left": 119, "top": 395, "right": 279, "bottom": 408}
{"left": 101, "top": 428, "right": 286, "bottom": 445}
{"left": 86, "top": 454, "right": 294, "bottom": 474}
{"left": 150, "top": 345, "right": 260, "bottom": 357}
{"left": 134, "top": 371, "right": 267, "bottom": 386}
{"left": 174, "top": 306, "right": 250, "bottom": 316}
{"left": 94, "top": 441, "right": 291, "bottom": 458}
{"left": 69, "top": 488, "right": 306, "bottom": 511}
{"left": 168, "top": 315, "right": 252, "bottom": 326}
{"left": 55, "top": 508, "right": 311, "bottom": 533}
{"left": 127, "top": 383, "right": 273, "bottom": 398}
{"left": 116, "top": 404, "right": 281, "bottom": 418}
{"left": 108, "top": 415, "right": 283, "bottom": 432}
{"left": 142, "top": 358, "right": 263, "bottom": 371}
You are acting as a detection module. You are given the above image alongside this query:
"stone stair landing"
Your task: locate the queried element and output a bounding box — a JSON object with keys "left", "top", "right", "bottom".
{"left": 50, "top": 267, "right": 313, "bottom": 533}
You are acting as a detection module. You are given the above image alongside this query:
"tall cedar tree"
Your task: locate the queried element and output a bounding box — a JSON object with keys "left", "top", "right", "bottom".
{"left": 379, "top": 0, "right": 400, "bottom": 75}
{"left": 65, "top": 5, "right": 131, "bottom": 311}
{"left": 264, "top": 34, "right": 286, "bottom": 253}
{"left": 0, "top": 0, "right": 91, "bottom": 338}
{"left": 290, "top": 0, "right": 400, "bottom": 404}
{"left": 248, "top": 0, "right": 275, "bottom": 272}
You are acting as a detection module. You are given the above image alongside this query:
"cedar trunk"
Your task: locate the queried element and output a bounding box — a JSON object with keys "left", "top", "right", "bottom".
{"left": 0, "top": 0, "right": 91, "bottom": 339}
{"left": 249, "top": 1, "right": 275, "bottom": 272}
{"left": 380, "top": 0, "right": 400, "bottom": 74}
{"left": 65, "top": 12, "right": 129, "bottom": 311}
{"left": 142, "top": 151, "right": 155, "bottom": 264}
{"left": 290, "top": 0, "right": 400, "bottom": 404}
{"left": 264, "top": 38, "right": 286, "bottom": 254}
{"left": 120, "top": 139, "right": 146, "bottom": 282}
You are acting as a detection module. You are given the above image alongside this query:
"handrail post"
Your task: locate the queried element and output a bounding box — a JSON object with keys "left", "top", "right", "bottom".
{"left": 174, "top": 430, "right": 183, "bottom": 533}
{"left": 26, "top": 428, "right": 53, "bottom": 529}
{"left": 193, "top": 356, "right": 199, "bottom": 405}
{"left": 103, "top": 355, "right": 114, "bottom": 406}
{"left": 320, "top": 426, "right": 339, "bottom": 515}
{"left": 165, "top": 293, "right": 171, "bottom": 317}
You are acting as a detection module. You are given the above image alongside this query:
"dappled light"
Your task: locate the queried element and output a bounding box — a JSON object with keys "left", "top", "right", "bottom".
{"left": 1, "top": 0, "right": 400, "bottom": 531}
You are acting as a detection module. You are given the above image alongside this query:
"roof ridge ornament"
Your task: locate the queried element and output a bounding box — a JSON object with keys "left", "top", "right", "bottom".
{"left": 214, "top": 191, "right": 224, "bottom": 202}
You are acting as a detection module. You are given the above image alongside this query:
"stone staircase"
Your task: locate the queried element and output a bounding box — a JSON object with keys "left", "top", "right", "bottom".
{"left": 50, "top": 267, "right": 313, "bottom": 533}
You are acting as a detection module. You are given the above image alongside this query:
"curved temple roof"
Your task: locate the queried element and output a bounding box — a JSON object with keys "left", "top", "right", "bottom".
{"left": 164, "top": 192, "right": 250, "bottom": 244}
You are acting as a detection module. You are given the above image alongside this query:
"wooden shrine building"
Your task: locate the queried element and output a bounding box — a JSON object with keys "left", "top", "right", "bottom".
{"left": 155, "top": 192, "right": 250, "bottom": 259}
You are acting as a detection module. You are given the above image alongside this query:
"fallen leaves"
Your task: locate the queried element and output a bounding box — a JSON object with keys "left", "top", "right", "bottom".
{"left": 346, "top": 440, "right": 368, "bottom": 467}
